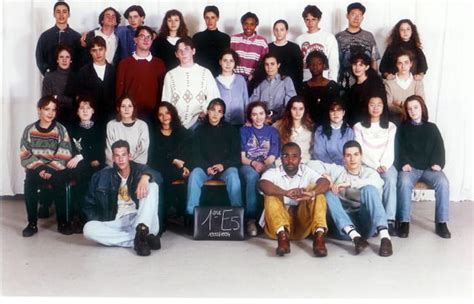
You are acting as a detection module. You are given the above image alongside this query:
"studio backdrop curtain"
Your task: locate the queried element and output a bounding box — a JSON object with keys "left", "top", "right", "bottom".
{"left": 1, "top": 0, "right": 472, "bottom": 200}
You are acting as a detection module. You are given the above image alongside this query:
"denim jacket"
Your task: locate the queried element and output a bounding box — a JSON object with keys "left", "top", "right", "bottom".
{"left": 83, "top": 161, "right": 162, "bottom": 222}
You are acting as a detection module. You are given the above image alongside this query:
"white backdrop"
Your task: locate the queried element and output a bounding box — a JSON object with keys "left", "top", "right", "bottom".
{"left": 1, "top": 0, "right": 473, "bottom": 201}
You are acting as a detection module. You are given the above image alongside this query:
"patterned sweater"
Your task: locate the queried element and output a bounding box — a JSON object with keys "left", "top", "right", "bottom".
{"left": 230, "top": 32, "right": 268, "bottom": 79}
{"left": 20, "top": 121, "right": 72, "bottom": 171}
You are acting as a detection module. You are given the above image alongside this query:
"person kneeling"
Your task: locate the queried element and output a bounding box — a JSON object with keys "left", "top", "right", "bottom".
{"left": 82, "top": 140, "right": 162, "bottom": 257}
{"left": 258, "top": 142, "right": 330, "bottom": 257}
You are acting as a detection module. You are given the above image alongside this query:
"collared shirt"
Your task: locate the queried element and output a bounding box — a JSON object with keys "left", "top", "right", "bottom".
{"left": 250, "top": 73, "right": 296, "bottom": 120}
{"left": 261, "top": 164, "right": 322, "bottom": 206}
{"left": 132, "top": 52, "right": 153, "bottom": 62}
{"left": 395, "top": 73, "right": 413, "bottom": 90}
{"left": 230, "top": 32, "right": 268, "bottom": 79}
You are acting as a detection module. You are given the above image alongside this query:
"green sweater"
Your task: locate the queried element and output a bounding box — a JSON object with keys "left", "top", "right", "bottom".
{"left": 396, "top": 121, "right": 445, "bottom": 170}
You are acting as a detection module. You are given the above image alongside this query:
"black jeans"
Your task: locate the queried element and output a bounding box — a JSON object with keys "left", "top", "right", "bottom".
{"left": 24, "top": 169, "right": 70, "bottom": 223}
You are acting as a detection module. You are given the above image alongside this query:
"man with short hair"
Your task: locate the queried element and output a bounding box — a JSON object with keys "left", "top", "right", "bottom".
{"left": 295, "top": 5, "right": 339, "bottom": 82}
{"left": 162, "top": 37, "right": 220, "bottom": 129}
{"left": 193, "top": 5, "right": 231, "bottom": 77}
{"left": 75, "top": 36, "right": 116, "bottom": 125}
{"left": 116, "top": 5, "right": 146, "bottom": 61}
{"left": 35, "top": 1, "right": 82, "bottom": 75}
{"left": 82, "top": 140, "right": 162, "bottom": 256}
{"left": 336, "top": 2, "right": 380, "bottom": 90}
{"left": 230, "top": 12, "right": 268, "bottom": 81}
{"left": 308, "top": 140, "right": 393, "bottom": 257}
{"left": 81, "top": 7, "right": 121, "bottom": 65}
{"left": 258, "top": 142, "right": 330, "bottom": 257}
{"left": 116, "top": 26, "right": 166, "bottom": 122}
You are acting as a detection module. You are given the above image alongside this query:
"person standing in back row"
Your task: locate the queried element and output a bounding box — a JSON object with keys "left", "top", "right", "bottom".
{"left": 336, "top": 2, "right": 380, "bottom": 91}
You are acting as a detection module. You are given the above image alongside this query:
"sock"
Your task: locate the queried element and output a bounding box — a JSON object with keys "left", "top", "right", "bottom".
{"left": 276, "top": 226, "right": 285, "bottom": 235}
{"left": 378, "top": 227, "right": 391, "bottom": 240}
{"left": 315, "top": 227, "right": 325, "bottom": 235}
{"left": 343, "top": 225, "right": 360, "bottom": 240}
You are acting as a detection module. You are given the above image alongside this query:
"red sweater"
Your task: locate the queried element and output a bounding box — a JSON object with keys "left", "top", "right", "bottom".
{"left": 116, "top": 56, "right": 166, "bottom": 113}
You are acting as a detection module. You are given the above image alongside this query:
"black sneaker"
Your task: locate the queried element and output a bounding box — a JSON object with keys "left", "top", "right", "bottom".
{"left": 435, "top": 223, "right": 451, "bottom": 239}
{"left": 388, "top": 221, "right": 397, "bottom": 237}
{"left": 146, "top": 234, "right": 161, "bottom": 250}
{"left": 22, "top": 222, "right": 38, "bottom": 237}
{"left": 57, "top": 222, "right": 74, "bottom": 235}
{"left": 38, "top": 204, "right": 50, "bottom": 219}
{"left": 134, "top": 223, "right": 151, "bottom": 256}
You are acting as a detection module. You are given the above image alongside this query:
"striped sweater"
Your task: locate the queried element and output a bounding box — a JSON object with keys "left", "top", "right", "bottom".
{"left": 20, "top": 121, "right": 72, "bottom": 171}
{"left": 230, "top": 32, "right": 268, "bottom": 79}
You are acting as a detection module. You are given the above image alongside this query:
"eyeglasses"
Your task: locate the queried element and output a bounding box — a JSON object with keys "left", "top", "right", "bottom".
{"left": 137, "top": 34, "right": 152, "bottom": 41}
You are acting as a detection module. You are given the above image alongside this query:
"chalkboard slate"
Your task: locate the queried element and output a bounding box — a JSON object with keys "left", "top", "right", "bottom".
{"left": 193, "top": 206, "right": 244, "bottom": 240}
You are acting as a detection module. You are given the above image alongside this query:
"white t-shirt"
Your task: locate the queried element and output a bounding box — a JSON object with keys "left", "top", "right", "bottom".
{"left": 216, "top": 74, "right": 235, "bottom": 89}
{"left": 261, "top": 164, "right": 322, "bottom": 206}
{"left": 115, "top": 174, "right": 136, "bottom": 219}
{"left": 93, "top": 63, "right": 106, "bottom": 81}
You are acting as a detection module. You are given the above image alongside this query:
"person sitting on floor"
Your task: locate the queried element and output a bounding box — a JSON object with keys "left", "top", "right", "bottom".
{"left": 308, "top": 140, "right": 393, "bottom": 257}
{"left": 82, "top": 140, "right": 162, "bottom": 257}
{"left": 258, "top": 142, "right": 330, "bottom": 257}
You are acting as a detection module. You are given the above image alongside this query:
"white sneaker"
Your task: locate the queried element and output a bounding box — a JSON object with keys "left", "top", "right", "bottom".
{"left": 247, "top": 220, "right": 257, "bottom": 237}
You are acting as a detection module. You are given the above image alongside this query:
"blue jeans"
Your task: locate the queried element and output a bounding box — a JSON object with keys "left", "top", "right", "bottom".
{"left": 380, "top": 166, "right": 398, "bottom": 221}
{"left": 83, "top": 183, "right": 160, "bottom": 247}
{"left": 397, "top": 168, "right": 449, "bottom": 223}
{"left": 239, "top": 165, "right": 261, "bottom": 219}
{"left": 325, "top": 185, "right": 388, "bottom": 240}
{"left": 185, "top": 167, "right": 242, "bottom": 215}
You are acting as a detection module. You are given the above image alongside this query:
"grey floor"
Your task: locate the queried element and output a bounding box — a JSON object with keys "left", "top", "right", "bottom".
{"left": 1, "top": 197, "right": 472, "bottom": 299}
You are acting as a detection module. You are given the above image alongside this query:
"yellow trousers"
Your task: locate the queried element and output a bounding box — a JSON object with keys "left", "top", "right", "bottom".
{"left": 263, "top": 194, "right": 327, "bottom": 240}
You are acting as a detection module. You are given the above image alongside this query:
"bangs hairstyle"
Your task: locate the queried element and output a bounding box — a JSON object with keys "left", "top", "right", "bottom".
{"left": 207, "top": 98, "right": 226, "bottom": 114}
{"left": 350, "top": 52, "right": 371, "bottom": 66}
{"left": 99, "top": 7, "right": 121, "bottom": 27}
{"left": 158, "top": 9, "right": 188, "bottom": 38}
{"left": 88, "top": 36, "right": 106, "bottom": 50}
{"left": 277, "top": 96, "right": 314, "bottom": 144}
{"left": 156, "top": 101, "right": 183, "bottom": 130}
{"left": 361, "top": 93, "right": 390, "bottom": 129}
{"left": 219, "top": 48, "right": 240, "bottom": 66}
{"left": 322, "top": 99, "right": 350, "bottom": 140}
{"left": 306, "top": 50, "right": 329, "bottom": 69}
{"left": 75, "top": 95, "right": 96, "bottom": 111}
{"left": 175, "top": 36, "right": 195, "bottom": 51}
{"left": 54, "top": 44, "right": 73, "bottom": 61}
{"left": 404, "top": 95, "right": 429, "bottom": 122}
{"left": 394, "top": 49, "right": 416, "bottom": 72}
{"left": 37, "top": 95, "right": 59, "bottom": 110}
{"left": 123, "top": 5, "right": 145, "bottom": 19}
{"left": 302, "top": 5, "right": 322, "bottom": 19}
{"left": 246, "top": 101, "right": 268, "bottom": 123}
{"left": 203, "top": 5, "right": 219, "bottom": 17}
{"left": 115, "top": 94, "right": 137, "bottom": 121}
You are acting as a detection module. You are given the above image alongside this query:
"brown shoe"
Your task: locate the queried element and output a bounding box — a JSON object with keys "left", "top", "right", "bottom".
{"left": 276, "top": 230, "right": 290, "bottom": 256}
{"left": 379, "top": 238, "right": 393, "bottom": 257}
{"left": 353, "top": 236, "right": 369, "bottom": 255}
{"left": 313, "top": 231, "right": 327, "bottom": 257}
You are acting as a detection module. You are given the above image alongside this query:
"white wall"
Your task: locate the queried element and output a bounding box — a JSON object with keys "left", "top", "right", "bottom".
{"left": 1, "top": 0, "right": 473, "bottom": 200}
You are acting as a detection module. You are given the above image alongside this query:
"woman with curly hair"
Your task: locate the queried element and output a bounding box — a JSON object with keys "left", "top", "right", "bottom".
{"left": 379, "top": 19, "right": 428, "bottom": 80}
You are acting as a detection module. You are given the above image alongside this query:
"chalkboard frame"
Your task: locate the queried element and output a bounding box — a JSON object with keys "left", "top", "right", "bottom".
{"left": 193, "top": 206, "right": 245, "bottom": 240}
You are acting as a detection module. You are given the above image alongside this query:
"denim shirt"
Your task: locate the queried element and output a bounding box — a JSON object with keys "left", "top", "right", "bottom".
{"left": 116, "top": 25, "right": 136, "bottom": 61}
{"left": 250, "top": 74, "right": 296, "bottom": 120}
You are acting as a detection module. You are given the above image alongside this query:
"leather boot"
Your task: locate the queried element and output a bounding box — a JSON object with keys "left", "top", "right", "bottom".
{"left": 276, "top": 230, "right": 290, "bottom": 256}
